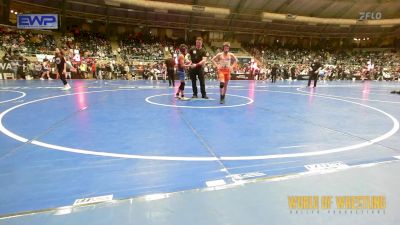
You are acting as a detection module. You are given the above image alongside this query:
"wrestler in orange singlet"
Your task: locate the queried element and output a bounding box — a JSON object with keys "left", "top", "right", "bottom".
{"left": 211, "top": 42, "right": 238, "bottom": 104}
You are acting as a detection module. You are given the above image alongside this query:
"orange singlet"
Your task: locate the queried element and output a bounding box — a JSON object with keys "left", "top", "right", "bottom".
{"left": 218, "top": 53, "right": 232, "bottom": 82}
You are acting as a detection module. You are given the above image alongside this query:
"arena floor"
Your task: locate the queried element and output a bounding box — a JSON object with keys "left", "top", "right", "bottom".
{"left": 0, "top": 79, "right": 399, "bottom": 224}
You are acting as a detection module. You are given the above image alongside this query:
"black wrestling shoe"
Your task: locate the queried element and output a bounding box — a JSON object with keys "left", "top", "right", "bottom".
{"left": 202, "top": 95, "right": 209, "bottom": 99}
{"left": 191, "top": 94, "right": 198, "bottom": 98}
{"left": 220, "top": 95, "right": 225, "bottom": 104}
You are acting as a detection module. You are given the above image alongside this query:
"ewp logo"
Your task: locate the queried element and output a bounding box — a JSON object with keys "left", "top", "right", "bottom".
{"left": 17, "top": 14, "right": 58, "bottom": 29}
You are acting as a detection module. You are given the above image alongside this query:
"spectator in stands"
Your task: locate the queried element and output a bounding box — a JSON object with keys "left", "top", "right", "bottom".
{"left": 17, "top": 56, "right": 25, "bottom": 79}
{"left": 34, "top": 61, "right": 42, "bottom": 78}
{"left": 80, "top": 62, "right": 87, "bottom": 79}
{"left": 2, "top": 50, "right": 11, "bottom": 62}
{"left": 40, "top": 57, "right": 52, "bottom": 80}
{"left": 290, "top": 65, "right": 297, "bottom": 80}
{"left": 123, "top": 63, "right": 130, "bottom": 80}
{"left": 91, "top": 62, "right": 96, "bottom": 79}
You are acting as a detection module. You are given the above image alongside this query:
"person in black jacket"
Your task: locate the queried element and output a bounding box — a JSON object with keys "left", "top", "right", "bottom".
{"left": 165, "top": 57, "right": 175, "bottom": 87}
{"left": 308, "top": 57, "right": 322, "bottom": 87}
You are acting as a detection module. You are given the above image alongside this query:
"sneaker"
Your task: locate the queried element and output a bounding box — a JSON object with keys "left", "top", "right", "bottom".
{"left": 191, "top": 94, "right": 198, "bottom": 98}
{"left": 40, "top": 78, "right": 44, "bottom": 80}
{"left": 48, "top": 78, "right": 53, "bottom": 80}
{"left": 202, "top": 95, "right": 209, "bottom": 99}
{"left": 61, "top": 83, "right": 71, "bottom": 90}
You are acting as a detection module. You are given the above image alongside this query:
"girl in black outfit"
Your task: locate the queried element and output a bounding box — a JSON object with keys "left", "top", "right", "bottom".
{"left": 54, "top": 48, "right": 71, "bottom": 90}
{"left": 165, "top": 57, "right": 175, "bottom": 87}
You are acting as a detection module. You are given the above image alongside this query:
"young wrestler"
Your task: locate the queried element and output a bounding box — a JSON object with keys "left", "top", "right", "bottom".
{"left": 211, "top": 42, "right": 238, "bottom": 104}
{"left": 176, "top": 44, "right": 191, "bottom": 99}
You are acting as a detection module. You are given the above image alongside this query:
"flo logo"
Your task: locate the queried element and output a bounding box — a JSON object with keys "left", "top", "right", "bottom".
{"left": 359, "top": 12, "right": 382, "bottom": 20}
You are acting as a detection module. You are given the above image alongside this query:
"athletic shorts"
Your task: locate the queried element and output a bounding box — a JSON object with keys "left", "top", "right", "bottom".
{"left": 218, "top": 68, "right": 231, "bottom": 82}
{"left": 177, "top": 70, "right": 185, "bottom": 80}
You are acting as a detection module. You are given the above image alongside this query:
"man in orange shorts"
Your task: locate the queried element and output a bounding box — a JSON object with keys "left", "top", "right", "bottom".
{"left": 212, "top": 42, "right": 238, "bottom": 104}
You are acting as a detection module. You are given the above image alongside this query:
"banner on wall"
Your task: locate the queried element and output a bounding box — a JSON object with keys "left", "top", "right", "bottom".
{"left": 17, "top": 14, "right": 58, "bottom": 29}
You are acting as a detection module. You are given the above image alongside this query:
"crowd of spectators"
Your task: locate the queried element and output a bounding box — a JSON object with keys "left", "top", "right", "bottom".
{"left": 61, "top": 31, "right": 112, "bottom": 59}
{"left": 1, "top": 26, "right": 399, "bottom": 81}
{"left": 244, "top": 43, "right": 400, "bottom": 81}
{"left": 1, "top": 26, "right": 56, "bottom": 56}
{"left": 117, "top": 33, "right": 187, "bottom": 61}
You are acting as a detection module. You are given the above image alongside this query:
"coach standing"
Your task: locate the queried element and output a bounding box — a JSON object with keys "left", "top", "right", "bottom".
{"left": 307, "top": 57, "right": 322, "bottom": 88}
{"left": 189, "top": 37, "right": 209, "bottom": 99}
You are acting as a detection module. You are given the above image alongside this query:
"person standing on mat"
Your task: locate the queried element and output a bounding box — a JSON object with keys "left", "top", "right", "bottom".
{"left": 211, "top": 42, "right": 238, "bottom": 104}
{"left": 165, "top": 56, "right": 175, "bottom": 87}
{"left": 270, "top": 63, "right": 279, "bottom": 83}
{"left": 307, "top": 57, "right": 322, "bottom": 88}
{"left": 176, "top": 44, "right": 191, "bottom": 99}
{"left": 54, "top": 48, "right": 71, "bottom": 90}
{"left": 40, "top": 56, "right": 52, "bottom": 80}
{"left": 189, "top": 37, "right": 208, "bottom": 99}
